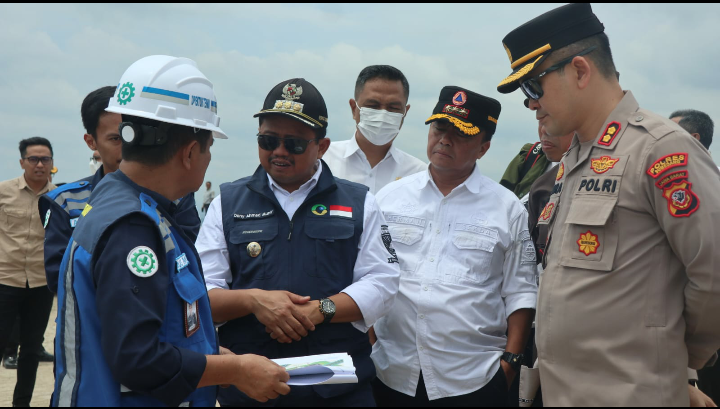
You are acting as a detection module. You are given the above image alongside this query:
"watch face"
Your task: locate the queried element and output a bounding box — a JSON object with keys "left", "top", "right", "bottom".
{"left": 321, "top": 299, "right": 336, "bottom": 314}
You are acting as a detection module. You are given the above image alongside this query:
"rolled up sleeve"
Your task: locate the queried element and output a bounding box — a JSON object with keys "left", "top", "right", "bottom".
{"left": 502, "top": 210, "right": 539, "bottom": 318}
{"left": 342, "top": 192, "right": 400, "bottom": 332}
{"left": 196, "top": 196, "right": 232, "bottom": 292}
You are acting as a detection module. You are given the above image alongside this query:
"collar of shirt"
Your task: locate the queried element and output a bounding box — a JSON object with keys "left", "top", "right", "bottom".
{"left": 266, "top": 159, "right": 323, "bottom": 198}
{"left": 416, "top": 164, "right": 484, "bottom": 195}
{"left": 90, "top": 165, "right": 105, "bottom": 187}
{"left": 344, "top": 132, "right": 401, "bottom": 165}
{"left": 17, "top": 174, "right": 53, "bottom": 195}
{"left": 113, "top": 171, "right": 178, "bottom": 216}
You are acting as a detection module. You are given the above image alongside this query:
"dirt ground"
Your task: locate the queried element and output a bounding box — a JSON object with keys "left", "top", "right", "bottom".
{"left": 0, "top": 297, "right": 56, "bottom": 407}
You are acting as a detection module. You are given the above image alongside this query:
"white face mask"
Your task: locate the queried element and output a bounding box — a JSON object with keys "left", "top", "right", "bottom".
{"left": 356, "top": 105, "right": 406, "bottom": 146}
{"left": 89, "top": 159, "right": 102, "bottom": 173}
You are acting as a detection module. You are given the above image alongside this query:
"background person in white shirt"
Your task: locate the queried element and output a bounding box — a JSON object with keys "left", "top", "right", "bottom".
{"left": 323, "top": 65, "right": 426, "bottom": 194}
{"left": 371, "top": 86, "right": 538, "bottom": 407}
{"left": 201, "top": 180, "right": 215, "bottom": 214}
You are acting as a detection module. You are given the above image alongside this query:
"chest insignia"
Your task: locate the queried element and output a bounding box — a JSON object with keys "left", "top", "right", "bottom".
{"left": 556, "top": 163, "right": 565, "bottom": 181}
{"left": 590, "top": 156, "right": 620, "bottom": 174}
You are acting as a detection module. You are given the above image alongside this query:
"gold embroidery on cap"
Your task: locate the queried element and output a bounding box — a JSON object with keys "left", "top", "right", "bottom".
{"left": 426, "top": 114, "right": 480, "bottom": 136}
{"left": 510, "top": 44, "right": 552, "bottom": 69}
{"left": 498, "top": 56, "right": 544, "bottom": 87}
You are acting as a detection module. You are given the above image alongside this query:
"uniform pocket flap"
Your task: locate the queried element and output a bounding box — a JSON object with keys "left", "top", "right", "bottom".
{"left": 565, "top": 198, "right": 616, "bottom": 226}
{"left": 229, "top": 220, "right": 278, "bottom": 244}
{"left": 305, "top": 219, "right": 354, "bottom": 240}
{"left": 387, "top": 224, "right": 423, "bottom": 246}
{"left": 452, "top": 232, "right": 495, "bottom": 252}
{"left": 173, "top": 268, "right": 205, "bottom": 304}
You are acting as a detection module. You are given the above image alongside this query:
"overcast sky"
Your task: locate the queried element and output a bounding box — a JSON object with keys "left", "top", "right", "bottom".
{"left": 1, "top": 3, "right": 718, "bottom": 212}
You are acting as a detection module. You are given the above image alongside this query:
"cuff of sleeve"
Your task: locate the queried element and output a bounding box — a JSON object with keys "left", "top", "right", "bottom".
{"left": 341, "top": 284, "right": 384, "bottom": 333}
{"left": 149, "top": 348, "right": 207, "bottom": 407}
{"left": 505, "top": 293, "right": 537, "bottom": 319}
{"left": 205, "top": 278, "right": 229, "bottom": 291}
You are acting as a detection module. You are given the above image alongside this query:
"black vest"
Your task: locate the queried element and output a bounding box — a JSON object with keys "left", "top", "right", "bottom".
{"left": 219, "top": 161, "right": 373, "bottom": 402}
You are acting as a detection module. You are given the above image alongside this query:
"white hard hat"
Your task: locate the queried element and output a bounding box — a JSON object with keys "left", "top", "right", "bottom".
{"left": 106, "top": 55, "right": 227, "bottom": 139}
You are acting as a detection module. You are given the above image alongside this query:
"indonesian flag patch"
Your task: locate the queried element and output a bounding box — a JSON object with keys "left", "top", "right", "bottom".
{"left": 330, "top": 205, "right": 353, "bottom": 218}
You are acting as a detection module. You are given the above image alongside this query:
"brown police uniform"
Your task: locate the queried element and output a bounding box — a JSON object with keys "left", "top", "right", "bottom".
{"left": 497, "top": 3, "right": 720, "bottom": 406}
{"left": 527, "top": 164, "right": 557, "bottom": 262}
{"left": 535, "top": 91, "right": 720, "bottom": 406}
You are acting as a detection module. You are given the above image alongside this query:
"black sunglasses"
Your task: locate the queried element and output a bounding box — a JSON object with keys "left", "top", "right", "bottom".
{"left": 520, "top": 46, "right": 597, "bottom": 101}
{"left": 257, "top": 134, "right": 319, "bottom": 155}
{"left": 24, "top": 156, "right": 53, "bottom": 165}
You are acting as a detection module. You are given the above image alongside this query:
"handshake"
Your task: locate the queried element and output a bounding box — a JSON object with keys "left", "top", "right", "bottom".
{"left": 251, "top": 289, "right": 325, "bottom": 344}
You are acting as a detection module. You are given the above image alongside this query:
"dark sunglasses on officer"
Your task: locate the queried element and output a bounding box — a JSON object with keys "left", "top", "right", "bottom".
{"left": 520, "top": 46, "right": 597, "bottom": 101}
{"left": 257, "top": 134, "right": 319, "bottom": 155}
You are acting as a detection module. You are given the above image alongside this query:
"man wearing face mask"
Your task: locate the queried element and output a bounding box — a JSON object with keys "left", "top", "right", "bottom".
{"left": 195, "top": 78, "right": 400, "bottom": 406}
{"left": 323, "top": 65, "right": 427, "bottom": 194}
{"left": 89, "top": 150, "right": 102, "bottom": 173}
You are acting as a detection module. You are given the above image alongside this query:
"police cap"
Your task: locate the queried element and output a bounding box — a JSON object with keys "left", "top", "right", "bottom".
{"left": 497, "top": 3, "right": 605, "bottom": 94}
{"left": 425, "top": 86, "right": 501, "bottom": 137}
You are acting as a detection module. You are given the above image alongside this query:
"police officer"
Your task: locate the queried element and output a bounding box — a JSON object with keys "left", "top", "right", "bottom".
{"left": 497, "top": 3, "right": 720, "bottom": 406}
{"left": 52, "top": 55, "right": 290, "bottom": 407}
{"left": 195, "top": 78, "right": 401, "bottom": 406}
{"left": 39, "top": 85, "right": 203, "bottom": 294}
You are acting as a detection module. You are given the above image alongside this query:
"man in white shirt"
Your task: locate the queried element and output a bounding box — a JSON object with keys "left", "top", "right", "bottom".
{"left": 195, "top": 78, "right": 400, "bottom": 406}
{"left": 323, "top": 65, "right": 426, "bottom": 194}
{"left": 201, "top": 180, "right": 215, "bottom": 214}
{"left": 371, "top": 86, "right": 538, "bottom": 406}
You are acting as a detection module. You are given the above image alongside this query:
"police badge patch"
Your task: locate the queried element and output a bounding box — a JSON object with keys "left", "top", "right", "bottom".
{"left": 662, "top": 180, "right": 699, "bottom": 217}
{"left": 381, "top": 225, "right": 399, "bottom": 264}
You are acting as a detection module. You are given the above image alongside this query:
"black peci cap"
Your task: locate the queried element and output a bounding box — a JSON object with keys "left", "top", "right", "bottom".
{"left": 497, "top": 3, "right": 605, "bottom": 94}
{"left": 425, "top": 86, "right": 501, "bottom": 137}
{"left": 253, "top": 78, "right": 328, "bottom": 129}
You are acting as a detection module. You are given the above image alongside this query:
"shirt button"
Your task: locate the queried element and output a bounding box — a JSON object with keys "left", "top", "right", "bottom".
{"left": 429, "top": 257, "right": 434, "bottom": 262}
{"left": 424, "top": 286, "right": 429, "bottom": 291}
{"left": 419, "top": 346, "right": 424, "bottom": 351}
{"left": 635, "top": 115, "right": 644, "bottom": 122}
{"left": 419, "top": 314, "right": 425, "bottom": 319}
{"left": 436, "top": 229, "right": 440, "bottom": 234}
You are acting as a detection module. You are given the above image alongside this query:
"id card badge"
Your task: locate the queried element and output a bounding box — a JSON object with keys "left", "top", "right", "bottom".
{"left": 185, "top": 300, "right": 200, "bottom": 338}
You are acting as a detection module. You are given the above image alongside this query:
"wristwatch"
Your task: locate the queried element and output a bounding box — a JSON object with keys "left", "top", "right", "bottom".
{"left": 501, "top": 352, "right": 524, "bottom": 372}
{"left": 318, "top": 298, "right": 336, "bottom": 324}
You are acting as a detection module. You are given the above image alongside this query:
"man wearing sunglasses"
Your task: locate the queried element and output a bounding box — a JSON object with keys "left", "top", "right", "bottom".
{"left": 497, "top": 3, "right": 720, "bottom": 407}
{"left": 0, "top": 137, "right": 56, "bottom": 407}
{"left": 196, "top": 78, "right": 400, "bottom": 406}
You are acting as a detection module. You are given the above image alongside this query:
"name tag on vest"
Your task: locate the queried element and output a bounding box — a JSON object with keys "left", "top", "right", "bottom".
{"left": 234, "top": 210, "right": 274, "bottom": 220}
{"left": 176, "top": 253, "right": 189, "bottom": 272}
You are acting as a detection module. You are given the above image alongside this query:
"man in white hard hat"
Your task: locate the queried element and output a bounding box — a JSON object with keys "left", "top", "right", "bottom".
{"left": 51, "top": 55, "right": 290, "bottom": 407}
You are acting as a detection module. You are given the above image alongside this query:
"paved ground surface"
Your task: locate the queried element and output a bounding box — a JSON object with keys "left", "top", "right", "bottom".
{"left": 0, "top": 297, "right": 56, "bottom": 407}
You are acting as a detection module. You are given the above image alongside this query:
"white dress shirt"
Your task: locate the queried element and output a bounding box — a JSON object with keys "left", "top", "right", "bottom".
{"left": 196, "top": 162, "right": 400, "bottom": 332}
{"left": 323, "top": 133, "right": 427, "bottom": 194}
{"left": 371, "top": 165, "right": 538, "bottom": 400}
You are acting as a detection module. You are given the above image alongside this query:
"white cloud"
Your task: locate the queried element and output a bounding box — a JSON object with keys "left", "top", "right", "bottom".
{"left": 0, "top": 3, "right": 718, "bottom": 213}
